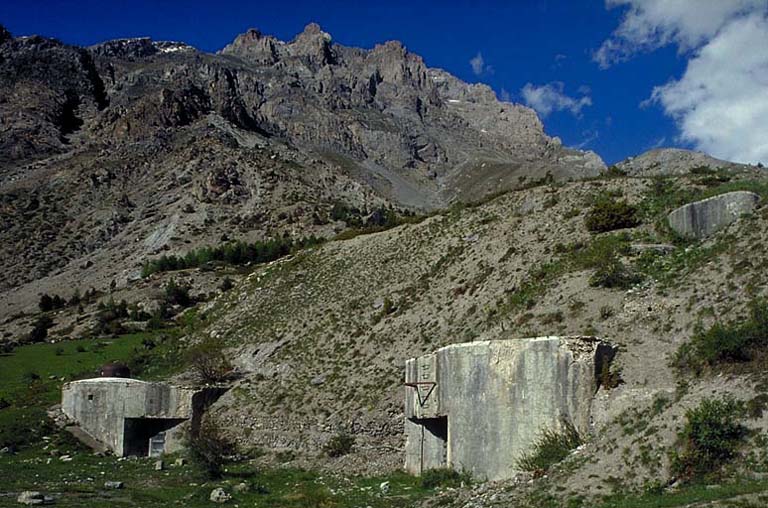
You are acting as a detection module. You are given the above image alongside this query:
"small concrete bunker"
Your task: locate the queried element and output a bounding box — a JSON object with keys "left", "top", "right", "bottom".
{"left": 404, "top": 336, "right": 615, "bottom": 481}
{"left": 62, "top": 377, "right": 219, "bottom": 457}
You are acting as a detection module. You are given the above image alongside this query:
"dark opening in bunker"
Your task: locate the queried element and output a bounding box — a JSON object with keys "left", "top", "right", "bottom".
{"left": 123, "top": 418, "right": 186, "bottom": 456}
{"left": 415, "top": 416, "right": 448, "bottom": 473}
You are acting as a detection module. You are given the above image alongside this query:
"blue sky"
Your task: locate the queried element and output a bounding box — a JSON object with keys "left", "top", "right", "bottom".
{"left": 3, "top": 1, "right": 766, "bottom": 165}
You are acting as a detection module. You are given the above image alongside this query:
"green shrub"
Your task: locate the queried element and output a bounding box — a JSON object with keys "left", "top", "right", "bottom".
{"left": 323, "top": 432, "right": 355, "bottom": 458}
{"left": 585, "top": 197, "right": 640, "bottom": 233}
{"left": 517, "top": 421, "right": 582, "bottom": 473}
{"left": 93, "top": 297, "right": 129, "bottom": 336}
{"left": 420, "top": 468, "right": 471, "bottom": 489}
{"left": 27, "top": 315, "right": 53, "bottom": 343}
{"left": 164, "top": 278, "right": 192, "bottom": 308}
{"left": 670, "top": 397, "right": 746, "bottom": 481}
{"left": 589, "top": 256, "right": 642, "bottom": 289}
{"left": 676, "top": 298, "right": 768, "bottom": 371}
{"left": 219, "top": 277, "right": 234, "bottom": 292}
{"left": 599, "top": 362, "right": 623, "bottom": 389}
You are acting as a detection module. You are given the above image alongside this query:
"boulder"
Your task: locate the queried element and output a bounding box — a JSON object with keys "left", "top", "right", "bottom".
{"left": 209, "top": 488, "right": 231, "bottom": 503}
{"left": 667, "top": 191, "right": 760, "bottom": 239}
{"left": 16, "top": 491, "right": 53, "bottom": 505}
{"left": 104, "top": 481, "right": 124, "bottom": 489}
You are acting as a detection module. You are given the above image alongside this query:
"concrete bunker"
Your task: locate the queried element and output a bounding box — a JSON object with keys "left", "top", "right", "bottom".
{"left": 62, "top": 377, "right": 222, "bottom": 457}
{"left": 404, "top": 336, "right": 615, "bottom": 481}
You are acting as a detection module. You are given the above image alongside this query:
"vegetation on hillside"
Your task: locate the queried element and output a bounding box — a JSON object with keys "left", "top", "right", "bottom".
{"left": 670, "top": 397, "right": 747, "bottom": 481}
{"left": 141, "top": 236, "right": 324, "bottom": 277}
{"left": 675, "top": 298, "right": 768, "bottom": 373}
{"left": 517, "top": 421, "right": 583, "bottom": 474}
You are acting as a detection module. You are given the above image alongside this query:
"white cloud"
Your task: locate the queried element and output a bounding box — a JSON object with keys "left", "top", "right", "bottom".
{"left": 650, "top": 13, "right": 768, "bottom": 164}
{"left": 594, "top": 0, "right": 764, "bottom": 68}
{"left": 469, "top": 52, "right": 493, "bottom": 76}
{"left": 597, "top": 0, "right": 768, "bottom": 164}
{"left": 520, "top": 82, "right": 592, "bottom": 117}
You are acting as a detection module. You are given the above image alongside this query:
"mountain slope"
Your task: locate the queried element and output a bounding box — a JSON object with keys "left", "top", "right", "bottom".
{"left": 0, "top": 23, "right": 603, "bottom": 306}
{"left": 189, "top": 171, "right": 768, "bottom": 488}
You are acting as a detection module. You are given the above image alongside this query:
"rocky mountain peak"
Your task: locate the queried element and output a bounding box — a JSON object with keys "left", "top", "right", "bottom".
{"left": 288, "top": 22, "right": 335, "bottom": 68}
{"left": 298, "top": 22, "right": 329, "bottom": 40}
{"left": 220, "top": 28, "right": 280, "bottom": 64}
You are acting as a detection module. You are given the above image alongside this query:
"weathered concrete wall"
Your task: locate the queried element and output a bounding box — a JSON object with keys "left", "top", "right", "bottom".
{"left": 404, "top": 336, "right": 614, "bottom": 481}
{"left": 61, "top": 378, "right": 202, "bottom": 456}
{"left": 667, "top": 191, "right": 759, "bottom": 239}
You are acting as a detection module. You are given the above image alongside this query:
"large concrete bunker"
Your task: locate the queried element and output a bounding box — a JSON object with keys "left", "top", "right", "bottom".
{"left": 404, "top": 336, "right": 615, "bottom": 481}
{"left": 62, "top": 378, "right": 220, "bottom": 457}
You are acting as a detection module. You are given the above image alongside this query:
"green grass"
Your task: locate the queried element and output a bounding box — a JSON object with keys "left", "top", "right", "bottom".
{"left": 0, "top": 329, "right": 185, "bottom": 450}
{"left": 0, "top": 449, "right": 433, "bottom": 508}
{"left": 0, "top": 334, "right": 148, "bottom": 404}
{"left": 517, "top": 422, "right": 582, "bottom": 473}
{"left": 0, "top": 329, "right": 433, "bottom": 507}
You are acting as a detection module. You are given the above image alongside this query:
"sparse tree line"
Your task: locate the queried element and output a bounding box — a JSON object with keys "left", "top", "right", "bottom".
{"left": 140, "top": 236, "right": 324, "bottom": 277}
{"left": 38, "top": 287, "right": 99, "bottom": 313}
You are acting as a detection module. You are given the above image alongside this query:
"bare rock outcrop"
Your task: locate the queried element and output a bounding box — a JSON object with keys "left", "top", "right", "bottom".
{"left": 617, "top": 148, "right": 750, "bottom": 177}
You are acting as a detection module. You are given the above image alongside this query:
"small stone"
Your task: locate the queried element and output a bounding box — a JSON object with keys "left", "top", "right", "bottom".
{"left": 154, "top": 460, "right": 164, "bottom": 471}
{"left": 209, "top": 487, "right": 231, "bottom": 503}
{"left": 0, "top": 446, "right": 10, "bottom": 454}
{"left": 233, "top": 482, "right": 249, "bottom": 493}
{"left": 104, "top": 481, "right": 124, "bottom": 489}
{"left": 379, "top": 481, "right": 390, "bottom": 495}
{"left": 310, "top": 374, "right": 326, "bottom": 386}
{"left": 16, "top": 491, "right": 46, "bottom": 505}
{"left": 58, "top": 455, "right": 72, "bottom": 462}
{"left": 173, "top": 458, "right": 186, "bottom": 467}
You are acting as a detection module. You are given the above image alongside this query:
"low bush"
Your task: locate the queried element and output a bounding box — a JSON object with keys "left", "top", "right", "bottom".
{"left": 27, "top": 315, "right": 53, "bottom": 343}
{"left": 517, "top": 422, "right": 582, "bottom": 474}
{"left": 420, "top": 468, "right": 472, "bottom": 489}
{"left": 585, "top": 196, "right": 640, "bottom": 233}
{"left": 599, "top": 362, "right": 623, "bottom": 389}
{"left": 93, "top": 297, "right": 129, "bottom": 336}
{"left": 323, "top": 432, "right": 355, "bottom": 458}
{"left": 164, "top": 278, "right": 192, "bottom": 308}
{"left": 676, "top": 298, "right": 768, "bottom": 371}
{"left": 517, "top": 421, "right": 582, "bottom": 474}
{"left": 589, "top": 256, "right": 642, "bottom": 289}
{"left": 670, "top": 397, "right": 746, "bottom": 481}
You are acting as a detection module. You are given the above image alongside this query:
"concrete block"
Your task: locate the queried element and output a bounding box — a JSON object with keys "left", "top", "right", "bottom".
{"left": 404, "top": 336, "right": 615, "bottom": 481}
{"left": 667, "top": 191, "right": 759, "bottom": 239}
